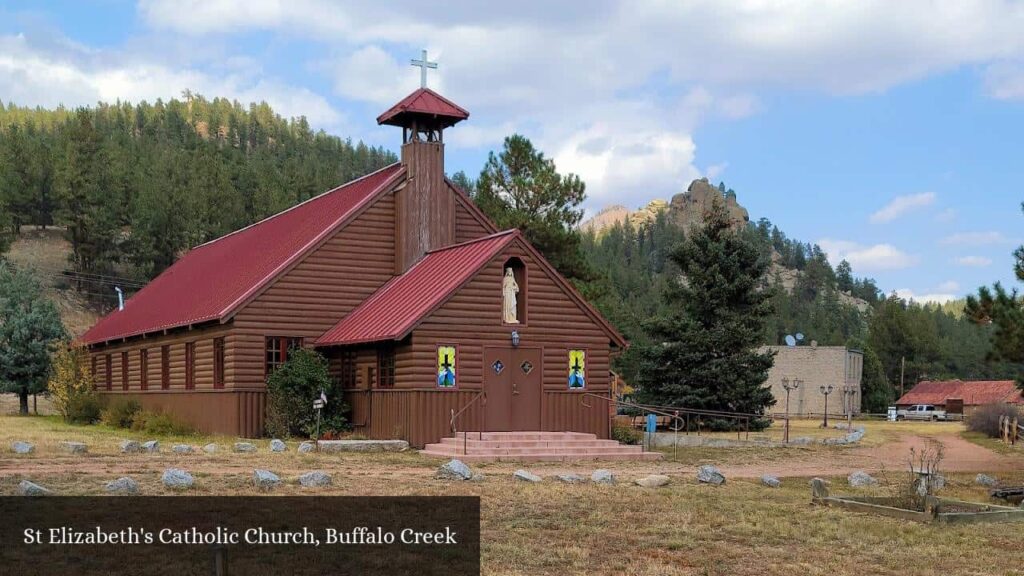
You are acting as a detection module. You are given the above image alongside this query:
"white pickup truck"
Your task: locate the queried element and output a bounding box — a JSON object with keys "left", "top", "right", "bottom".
{"left": 896, "top": 404, "right": 948, "bottom": 421}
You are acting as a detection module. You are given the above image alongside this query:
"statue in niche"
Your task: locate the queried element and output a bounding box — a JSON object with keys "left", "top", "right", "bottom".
{"left": 502, "top": 267, "right": 519, "bottom": 324}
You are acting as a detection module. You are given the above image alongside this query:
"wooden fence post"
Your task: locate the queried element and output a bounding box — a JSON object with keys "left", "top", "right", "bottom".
{"left": 1013, "top": 417, "right": 1019, "bottom": 445}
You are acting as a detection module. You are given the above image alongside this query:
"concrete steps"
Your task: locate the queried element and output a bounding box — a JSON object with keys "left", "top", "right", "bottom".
{"left": 420, "top": 431, "right": 662, "bottom": 462}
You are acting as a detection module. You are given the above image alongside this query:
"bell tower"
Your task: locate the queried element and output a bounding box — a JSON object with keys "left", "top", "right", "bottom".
{"left": 377, "top": 50, "right": 470, "bottom": 273}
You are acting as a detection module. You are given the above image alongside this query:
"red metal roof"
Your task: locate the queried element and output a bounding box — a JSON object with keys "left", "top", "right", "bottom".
{"left": 315, "top": 231, "right": 517, "bottom": 346}
{"left": 81, "top": 163, "right": 405, "bottom": 345}
{"left": 897, "top": 380, "right": 1024, "bottom": 406}
{"left": 377, "top": 88, "right": 470, "bottom": 127}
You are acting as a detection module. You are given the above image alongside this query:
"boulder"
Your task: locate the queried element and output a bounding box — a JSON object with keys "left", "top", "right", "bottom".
{"left": 202, "top": 443, "right": 218, "bottom": 454}
{"left": 162, "top": 469, "right": 194, "bottom": 489}
{"left": 975, "top": 474, "right": 999, "bottom": 487}
{"left": 120, "top": 440, "right": 141, "bottom": 453}
{"left": 298, "top": 471, "right": 332, "bottom": 487}
{"left": 635, "top": 475, "right": 671, "bottom": 488}
{"left": 435, "top": 459, "right": 473, "bottom": 481}
{"left": 60, "top": 441, "right": 87, "bottom": 454}
{"left": 469, "top": 473, "right": 486, "bottom": 483}
{"left": 253, "top": 469, "right": 281, "bottom": 489}
{"left": 591, "top": 469, "right": 616, "bottom": 485}
{"left": 513, "top": 470, "right": 542, "bottom": 483}
{"left": 18, "top": 480, "right": 51, "bottom": 496}
{"left": 11, "top": 441, "right": 34, "bottom": 454}
{"left": 270, "top": 439, "right": 287, "bottom": 452}
{"left": 556, "top": 474, "right": 586, "bottom": 484}
{"left": 848, "top": 471, "right": 878, "bottom": 487}
{"left": 105, "top": 477, "right": 139, "bottom": 494}
{"left": 298, "top": 442, "right": 316, "bottom": 454}
{"left": 790, "top": 437, "right": 814, "bottom": 446}
{"left": 761, "top": 474, "right": 781, "bottom": 488}
{"left": 172, "top": 444, "right": 194, "bottom": 454}
{"left": 697, "top": 465, "right": 726, "bottom": 485}
{"left": 810, "top": 478, "right": 830, "bottom": 499}
{"left": 233, "top": 442, "right": 257, "bottom": 453}
{"left": 141, "top": 440, "right": 160, "bottom": 453}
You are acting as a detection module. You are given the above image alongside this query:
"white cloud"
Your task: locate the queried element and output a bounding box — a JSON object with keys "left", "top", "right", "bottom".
{"left": 955, "top": 255, "right": 994, "bottom": 267}
{"left": 869, "top": 192, "right": 936, "bottom": 223}
{"left": 940, "top": 231, "right": 1011, "bottom": 246}
{"left": 937, "top": 280, "right": 960, "bottom": 292}
{"left": 0, "top": 33, "right": 346, "bottom": 129}
{"left": 818, "top": 239, "right": 919, "bottom": 272}
{"left": 895, "top": 289, "right": 959, "bottom": 305}
{"left": 705, "top": 162, "right": 729, "bottom": 181}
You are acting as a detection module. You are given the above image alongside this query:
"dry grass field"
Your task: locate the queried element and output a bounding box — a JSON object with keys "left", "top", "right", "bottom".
{"left": 1, "top": 415, "right": 1022, "bottom": 576}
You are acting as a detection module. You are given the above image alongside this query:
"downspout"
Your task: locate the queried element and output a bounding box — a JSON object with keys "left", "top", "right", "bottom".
{"left": 114, "top": 287, "right": 124, "bottom": 311}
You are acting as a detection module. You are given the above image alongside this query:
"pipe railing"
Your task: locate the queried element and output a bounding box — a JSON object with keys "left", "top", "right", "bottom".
{"left": 624, "top": 401, "right": 759, "bottom": 441}
{"left": 450, "top": 391, "right": 486, "bottom": 456}
{"left": 580, "top": 393, "right": 686, "bottom": 458}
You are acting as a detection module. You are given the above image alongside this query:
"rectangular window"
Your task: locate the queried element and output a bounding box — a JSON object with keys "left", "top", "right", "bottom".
{"left": 91, "top": 356, "right": 98, "bottom": 390}
{"left": 105, "top": 355, "right": 112, "bottom": 391}
{"left": 185, "top": 342, "right": 195, "bottom": 390}
{"left": 140, "top": 349, "right": 148, "bottom": 391}
{"left": 377, "top": 346, "right": 396, "bottom": 388}
{"left": 339, "top": 349, "right": 357, "bottom": 389}
{"left": 213, "top": 338, "right": 225, "bottom": 389}
{"left": 161, "top": 345, "right": 170, "bottom": 390}
{"left": 265, "top": 336, "right": 303, "bottom": 377}
{"left": 121, "top": 351, "right": 129, "bottom": 391}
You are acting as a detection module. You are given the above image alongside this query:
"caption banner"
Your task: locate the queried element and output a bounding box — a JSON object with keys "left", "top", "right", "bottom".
{"left": 0, "top": 496, "right": 480, "bottom": 575}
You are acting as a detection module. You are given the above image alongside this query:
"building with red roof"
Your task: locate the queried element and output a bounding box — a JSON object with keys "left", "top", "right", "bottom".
{"left": 82, "top": 84, "right": 626, "bottom": 446}
{"left": 896, "top": 380, "right": 1023, "bottom": 416}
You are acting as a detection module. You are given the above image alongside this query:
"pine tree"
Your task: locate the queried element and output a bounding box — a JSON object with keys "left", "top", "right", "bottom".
{"left": 0, "top": 263, "right": 68, "bottom": 414}
{"left": 633, "top": 197, "right": 776, "bottom": 421}
{"left": 475, "top": 135, "right": 591, "bottom": 280}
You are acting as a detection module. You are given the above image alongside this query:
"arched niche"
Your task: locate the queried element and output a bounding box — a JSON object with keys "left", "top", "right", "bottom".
{"left": 502, "top": 257, "right": 527, "bottom": 325}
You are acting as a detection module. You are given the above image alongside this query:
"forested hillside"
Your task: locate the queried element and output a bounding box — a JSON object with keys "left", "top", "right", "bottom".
{"left": 581, "top": 187, "right": 1024, "bottom": 411}
{"left": 0, "top": 94, "right": 395, "bottom": 306}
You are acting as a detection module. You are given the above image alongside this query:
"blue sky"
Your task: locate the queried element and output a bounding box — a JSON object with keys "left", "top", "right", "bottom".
{"left": 2, "top": 1, "right": 1024, "bottom": 302}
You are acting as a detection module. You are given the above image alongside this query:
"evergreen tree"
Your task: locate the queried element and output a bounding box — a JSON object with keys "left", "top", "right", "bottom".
{"left": 633, "top": 197, "right": 776, "bottom": 420}
{"left": 475, "top": 135, "right": 590, "bottom": 280}
{"left": 0, "top": 263, "right": 68, "bottom": 414}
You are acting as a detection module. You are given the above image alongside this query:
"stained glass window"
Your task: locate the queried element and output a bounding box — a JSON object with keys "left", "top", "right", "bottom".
{"left": 437, "top": 346, "right": 457, "bottom": 388}
{"left": 568, "top": 350, "right": 586, "bottom": 389}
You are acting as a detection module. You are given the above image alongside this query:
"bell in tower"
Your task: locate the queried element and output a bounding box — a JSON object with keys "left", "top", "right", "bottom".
{"left": 377, "top": 50, "right": 470, "bottom": 273}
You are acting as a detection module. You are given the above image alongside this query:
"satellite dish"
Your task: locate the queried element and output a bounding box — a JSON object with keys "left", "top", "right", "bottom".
{"left": 784, "top": 335, "right": 797, "bottom": 347}
{"left": 796, "top": 333, "right": 805, "bottom": 341}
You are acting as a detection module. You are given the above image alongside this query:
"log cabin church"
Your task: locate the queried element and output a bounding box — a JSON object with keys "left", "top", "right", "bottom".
{"left": 80, "top": 83, "right": 627, "bottom": 447}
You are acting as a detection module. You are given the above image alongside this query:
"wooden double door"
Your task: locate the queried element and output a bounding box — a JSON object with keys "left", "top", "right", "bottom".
{"left": 482, "top": 346, "right": 542, "bottom": 431}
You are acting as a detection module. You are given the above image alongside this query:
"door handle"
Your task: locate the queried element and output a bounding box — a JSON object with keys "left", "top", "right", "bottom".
{"left": 512, "top": 381, "right": 519, "bottom": 395}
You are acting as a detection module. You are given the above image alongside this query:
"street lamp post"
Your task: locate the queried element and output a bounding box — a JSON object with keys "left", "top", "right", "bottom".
{"left": 781, "top": 377, "right": 802, "bottom": 443}
{"left": 820, "top": 384, "right": 834, "bottom": 428}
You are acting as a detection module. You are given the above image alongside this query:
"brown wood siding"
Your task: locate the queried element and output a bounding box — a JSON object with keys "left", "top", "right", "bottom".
{"left": 454, "top": 196, "right": 491, "bottom": 243}
{"left": 396, "top": 141, "right": 453, "bottom": 272}
{"left": 98, "top": 390, "right": 266, "bottom": 437}
{"left": 360, "top": 241, "right": 614, "bottom": 447}
{"left": 231, "top": 190, "right": 398, "bottom": 390}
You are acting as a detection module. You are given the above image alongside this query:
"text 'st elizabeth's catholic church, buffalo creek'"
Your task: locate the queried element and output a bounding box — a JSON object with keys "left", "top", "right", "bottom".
{"left": 80, "top": 81, "right": 627, "bottom": 447}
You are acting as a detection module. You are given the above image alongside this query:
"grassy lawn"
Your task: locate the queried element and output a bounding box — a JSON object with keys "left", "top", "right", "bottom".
{"left": 2, "top": 415, "right": 1023, "bottom": 575}
{"left": 960, "top": 430, "right": 1023, "bottom": 456}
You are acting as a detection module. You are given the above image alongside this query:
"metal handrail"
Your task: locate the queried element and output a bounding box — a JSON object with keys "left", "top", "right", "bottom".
{"left": 580, "top": 393, "right": 686, "bottom": 458}
{"left": 626, "top": 401, "right": 758, "bottom": 440}
{"left": 450, "top": 391, "right": 486, "bottom": 456}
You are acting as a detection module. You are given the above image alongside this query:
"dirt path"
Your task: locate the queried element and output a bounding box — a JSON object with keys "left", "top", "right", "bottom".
{"left": 716, "top": 433, "right": 1022, "bottom": 479}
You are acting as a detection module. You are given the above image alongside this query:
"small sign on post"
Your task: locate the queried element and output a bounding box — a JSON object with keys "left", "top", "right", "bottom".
{"left": 313, "top": 391, "right": 327, "bottom": 453}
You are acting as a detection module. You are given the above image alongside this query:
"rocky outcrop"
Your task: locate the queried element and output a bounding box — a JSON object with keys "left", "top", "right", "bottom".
{"left": 669, "top": 178, "right": 748, "bottom": 233}
{"left": 581, "top": 200, "right": 669, "bottom": 235}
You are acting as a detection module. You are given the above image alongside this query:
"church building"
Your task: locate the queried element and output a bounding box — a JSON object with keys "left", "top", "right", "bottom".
{"left": 80, "top": 79, "right": 627, "bottom": 447}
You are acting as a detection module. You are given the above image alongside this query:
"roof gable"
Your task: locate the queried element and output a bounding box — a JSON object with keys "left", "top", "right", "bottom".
{"left": 315, "top": 230, "right": 518, "bottom": 346}
{"left": 81, "top": 163, "right": 405, "bottom": 345}
{"left": 314, "top": 230, "right": 628, "bottom": 348}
